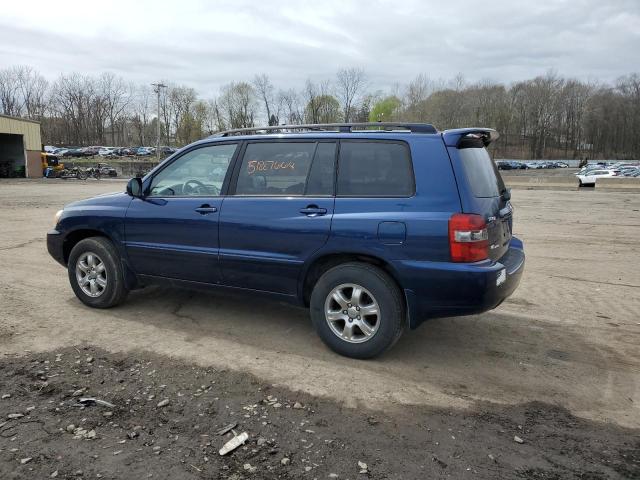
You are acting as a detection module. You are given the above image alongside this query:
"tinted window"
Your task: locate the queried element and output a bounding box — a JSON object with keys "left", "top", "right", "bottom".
{"left": 458, "top": 147, "right": 505, "bottom": 198}
{"left": 337, "top": 141, "right": 414, "bottom": 197}
{"left": 148, "top": 144, "right": 237, "bottom": 197}
{"left": 235, "top": 142, "right": 316, "bottom": 195}
{"left": 305, "top": 143, "right": 336, "bottom": 196}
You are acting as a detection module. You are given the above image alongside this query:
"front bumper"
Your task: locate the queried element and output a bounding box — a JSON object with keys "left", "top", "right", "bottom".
{"left": 47, "top": 229, "right": 66, "bottom": 266}
{"left": 395, "top": 237, "right": 526, "bottom": 328}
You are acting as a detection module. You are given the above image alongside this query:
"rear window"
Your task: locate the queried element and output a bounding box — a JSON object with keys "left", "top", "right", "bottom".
{"left": 337, "top": 141, "right": 414, "bottom": 197}
{"left": 458, "top": 147, "right": 505, "bottom": 198}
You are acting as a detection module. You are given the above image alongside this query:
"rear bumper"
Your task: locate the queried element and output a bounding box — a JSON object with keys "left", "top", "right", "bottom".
{"left": 47, "top": 229, "right": 66, "bottom": 266}
{"left": 395, "top": 237, "right": 525, "bottom": 328}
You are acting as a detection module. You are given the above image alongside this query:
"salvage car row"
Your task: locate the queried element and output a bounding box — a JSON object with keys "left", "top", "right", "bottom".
{"left": 44, "top": 146, "right": 178, "bottom": 158}
{"left": 576, "top": 163, "right": 640, "bottom": 186}
{"left": 496, "top": 160, "right": 569, "bottom": 170}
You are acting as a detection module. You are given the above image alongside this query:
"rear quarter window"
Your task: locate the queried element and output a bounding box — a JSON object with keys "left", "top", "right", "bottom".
{"left": 458, "top": 147, "right": 505, "bottom": 198}
{"left": 337, "top": 141, "right": 414, "bottom": 197}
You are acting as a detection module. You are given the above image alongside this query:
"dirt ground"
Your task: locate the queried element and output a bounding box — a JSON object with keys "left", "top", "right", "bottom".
{"left": 0, "top": 178, "right": 639, "bottom": 478}
{"left": 0, "top": 346, "right": 637, "bottom": 479}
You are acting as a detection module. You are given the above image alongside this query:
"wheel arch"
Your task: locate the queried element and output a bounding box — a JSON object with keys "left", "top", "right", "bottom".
{"left": 62, "top": 228, "right": 138, "bottom": 290}
{"left": 63, "top": 228, "right": 111, "bottom": 265}
{"left": 300, "top": 252, "right": 407, "bottom": 310}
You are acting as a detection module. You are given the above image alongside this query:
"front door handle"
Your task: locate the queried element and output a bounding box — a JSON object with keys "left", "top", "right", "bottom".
{"left": 299, "top": 205, "right": 327, "bottom": 217}
{"left": 195, "top": 204, "right": 218, "bottom": 215}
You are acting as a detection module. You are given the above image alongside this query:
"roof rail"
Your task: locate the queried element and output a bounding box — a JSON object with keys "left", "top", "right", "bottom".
{"left": 211, "top": 122, "right": 437, "bottom": 137}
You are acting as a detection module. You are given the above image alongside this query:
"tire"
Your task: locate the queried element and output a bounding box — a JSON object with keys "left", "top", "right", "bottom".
{"left": 67, "top": 237, "right": 129, "bottom": 308}
{"left": 310, "top": 262, "right": 405, "bottom": 359}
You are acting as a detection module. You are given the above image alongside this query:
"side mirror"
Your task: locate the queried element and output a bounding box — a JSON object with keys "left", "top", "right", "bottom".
{"left": 127, "top": 177, "right": 143, "bottom": 197}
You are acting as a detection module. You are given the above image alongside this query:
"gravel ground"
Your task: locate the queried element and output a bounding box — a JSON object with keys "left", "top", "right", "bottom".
{"left": 0, "top": 346, "right": 638, "bottom": 480}
{"left": 0, "top": 178, "right": 639, "bottom": 479}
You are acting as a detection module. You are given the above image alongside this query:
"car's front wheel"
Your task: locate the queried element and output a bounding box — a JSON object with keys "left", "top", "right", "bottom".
{"left": 67, "top": 237, "right": 129, "bottom": 308}
{"left": 310, "top": 262, "right": 405, "bottom": 359}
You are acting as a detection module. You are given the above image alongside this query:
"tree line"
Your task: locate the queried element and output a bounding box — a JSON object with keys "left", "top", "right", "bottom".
{"left": 1, "top": 65, "right": 639, "bottom": 159}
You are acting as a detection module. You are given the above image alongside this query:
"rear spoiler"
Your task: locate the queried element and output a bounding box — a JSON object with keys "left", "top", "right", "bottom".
{"left": 442, "top": 128, "right": 499, "bottom": 148}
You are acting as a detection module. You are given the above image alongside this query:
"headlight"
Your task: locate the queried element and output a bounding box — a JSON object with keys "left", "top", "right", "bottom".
{"left": 54, "top": 209, "right": 64, "bottom": 226}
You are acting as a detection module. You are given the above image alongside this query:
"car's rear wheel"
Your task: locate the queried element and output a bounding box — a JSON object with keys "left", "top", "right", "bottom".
{"left": 68, "top": 237, "right": 129, "bottom": 308}
{"left": 310, "top": 262, "right": 405, "bottom": 359}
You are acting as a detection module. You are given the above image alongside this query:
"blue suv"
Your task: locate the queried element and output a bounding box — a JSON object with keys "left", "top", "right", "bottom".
{"left": 47, "top": 123, "right": 525, "bottom": 358}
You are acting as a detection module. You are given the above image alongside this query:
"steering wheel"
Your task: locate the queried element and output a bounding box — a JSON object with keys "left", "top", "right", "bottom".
{"left": 182, "top": 179, "right": 220, "bottom": 195}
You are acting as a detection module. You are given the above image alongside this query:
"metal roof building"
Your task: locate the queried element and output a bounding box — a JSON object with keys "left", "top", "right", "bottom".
{"left": 0, "top": 114, "right": 42, "bottom": 178}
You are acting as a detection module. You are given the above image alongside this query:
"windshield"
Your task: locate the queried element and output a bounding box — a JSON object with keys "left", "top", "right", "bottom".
{"left": 458, "top": 147, "right": 506, "bottom": 198}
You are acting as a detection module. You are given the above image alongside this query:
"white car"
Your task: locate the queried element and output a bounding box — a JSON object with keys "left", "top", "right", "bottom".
{"left": 577, "top": 169, "right": 617, "bottom": 186}
{"left": 98, "top": 147, "right": 117, "bottom": 156}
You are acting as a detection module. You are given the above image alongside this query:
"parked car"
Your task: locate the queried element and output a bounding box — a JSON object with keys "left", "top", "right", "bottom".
{"left": 60, "top": 148, "right": 84, "bottom": 157}
{"left": 96, "top": 163, "right": 117, "bottom": 177}
{"left": 496, "top": 161, "right": 525, "bottom": 170}
{"left": 159, "top": 146, "right": 177, "bottom": 156}
{"left": 136, "top": 147, "right": 154, "bottom": 156}
{"left": 577, "top": 169, "right": 617, "bottom": 186}
{"left": 576, "top": 165, "right": 604, "bottom": 176}
{"left": 618, "top": 166, "right": 639, "bottom": 176}
{"left": 98, "top": 147, "right": 118, "bottom": 156}
{"left": 525, "top": 161, "right": 543, "bottom": 169}
{"left": 47, "top": 123, "right": 525, "bottom": 359}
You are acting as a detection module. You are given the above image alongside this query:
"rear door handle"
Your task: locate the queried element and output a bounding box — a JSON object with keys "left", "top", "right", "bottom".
{"left": 299, "top": 205, "right": 327, "bottom": 217}
{"left": 195, "top": 205, "right": 218, "bottom": 215}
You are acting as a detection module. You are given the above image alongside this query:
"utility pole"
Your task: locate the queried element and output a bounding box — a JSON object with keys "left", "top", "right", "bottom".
{"left": 151, "top": 83, "right": 167, "bottom": 161}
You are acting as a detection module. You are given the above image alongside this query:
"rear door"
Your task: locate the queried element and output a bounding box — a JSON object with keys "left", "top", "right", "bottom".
{"left": 218, "top": 140, "right": 336, "bottom": 295}
{"left": 446, "top": 144, "right": 512, "bottom": 261}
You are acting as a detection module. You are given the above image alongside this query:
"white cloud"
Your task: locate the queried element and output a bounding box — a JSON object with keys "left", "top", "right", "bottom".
{"left": 1, "top": 0, "right": 638, "bottom": 94}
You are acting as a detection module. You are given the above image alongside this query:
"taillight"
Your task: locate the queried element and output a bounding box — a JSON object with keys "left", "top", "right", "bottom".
{"left": 449, "top": 213, "right": 489, "bottom": 262}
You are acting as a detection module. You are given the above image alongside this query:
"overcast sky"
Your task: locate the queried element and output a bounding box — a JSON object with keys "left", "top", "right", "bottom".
{"left": 1, "top": 0, "right": 639, "bottom": 95}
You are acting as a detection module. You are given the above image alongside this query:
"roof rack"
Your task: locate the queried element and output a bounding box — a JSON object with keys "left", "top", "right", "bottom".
{"left": 211, "top": 122, "right": 437, "bottom": 137}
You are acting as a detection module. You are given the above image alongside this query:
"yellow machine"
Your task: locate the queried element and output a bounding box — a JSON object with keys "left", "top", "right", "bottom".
{"left": 41, "top": 152, "right": 65, "bottom": 177}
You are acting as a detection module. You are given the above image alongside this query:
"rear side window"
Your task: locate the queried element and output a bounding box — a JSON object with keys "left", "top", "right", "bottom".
{"left": 458, "top": 147, "right": 505, "bottom": 198}
{"left": 235, "top": 142, "right": 315, "bottom": 195}
{"left": 337, "top": 141, "right": 414, "bottom": 197}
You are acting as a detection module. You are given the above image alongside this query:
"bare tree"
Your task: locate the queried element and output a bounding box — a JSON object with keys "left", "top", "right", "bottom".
{"left": 278, "top": 88, "right": 302, "bottom": 124}
{"left": 301, "top": 79, "right": 333, "bottom": 124}
{"left": 99, "top": 72, "right": 131, "bottom": 145}
{"left": 0, "top": 67, "right": 23, "bottom": 116}
{"left": 2, "top": 63, "right": 639, "bottom": 159}
{"left": 131, "top": 85, "right": 153, "bottom": 145}
{"left": 15, "top": 66, "right": 49, "bottom": 119}
{"left": 335, "top": 68, "right": 366, "bottom": 122}
{"left": 168, "top": 86, "right": 197, "bottom": 145}
{"left": 253, "top": 74, "right": 278, "bottom": 125}
{"left": 218, "top": 82, "right": 257, "bottom": 129}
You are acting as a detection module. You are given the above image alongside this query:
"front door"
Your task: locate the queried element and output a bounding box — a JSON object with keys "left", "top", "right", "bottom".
{"left": 124, "top": 143, "right": 238, "bottom": 284}
{"left": 219, "top": 141, "right": 336, "bottom": 295}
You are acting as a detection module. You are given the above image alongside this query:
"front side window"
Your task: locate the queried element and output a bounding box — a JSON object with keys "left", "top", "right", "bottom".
{"left": 148, "top": 144, "right": 237, "bottom": 197}
{"left": 337, "top": 141, "right": 414, "bottom": 197}
{"left": 235, "top": 142, "right": 318, "bottom": 196}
